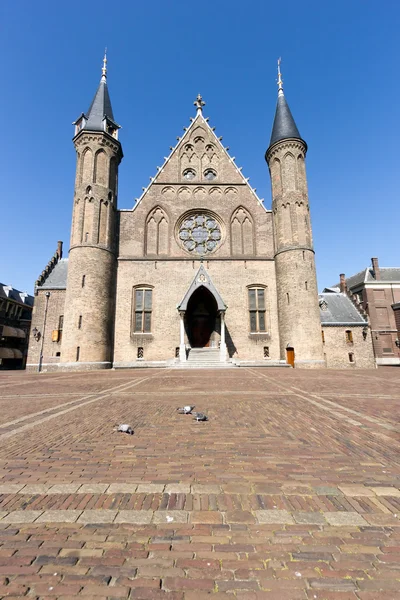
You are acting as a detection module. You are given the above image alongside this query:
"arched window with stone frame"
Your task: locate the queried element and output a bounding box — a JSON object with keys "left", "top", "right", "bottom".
{"left": 247, "top": 285, "right": 268, "bottom": 333}
{"left": 132, "top": 285, "right": 154, "bottom": 334}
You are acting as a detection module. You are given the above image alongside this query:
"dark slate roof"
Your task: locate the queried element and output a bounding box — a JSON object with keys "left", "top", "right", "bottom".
{"left": 366, "top": 267, "right": 400, "bottom": 283}
{"left": 0, "top": 283, "right": 34, "bottom": 307}
{"left": 269, "top": 91, "right": 303, "bottom": 147}
{"left": 38, "top": 259, "right": 68, "bottom": 290}
{"left": 333, "top": 267, "right": 400, "bottom": 290}
{"left": 84, "top": 79, "right": 115, "bottom": 132}
{"left": 343, "top": 269, "right": 367, "bottom": 290}
{"left": 319, "top": 292, "right": 367, "bottom": 325}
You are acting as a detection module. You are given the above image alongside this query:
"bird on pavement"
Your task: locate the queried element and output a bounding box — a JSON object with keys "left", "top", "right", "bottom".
{"left": 177, "top": 405, "right": 195, "bottom": 414}
{"left": 114, "top": 424, "right": 134, "bottom": 435}
{"left": 193, "top": 412, "right": 208, "bottom": 422}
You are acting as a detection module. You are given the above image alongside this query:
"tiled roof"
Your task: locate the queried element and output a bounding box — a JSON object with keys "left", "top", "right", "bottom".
{"left": 365, "top": 267, "right": 400, "bottom": 283}
{"left": 334, "top": 267, "right": 400, "bottom": 290}
{"left": 319, "top": 292, "right": 367, "bottom": 325}
{"left": 37, "top": 259, "right": 68, "bottom": 290}
{"left": 0, "top": 283, "right": 34, "bottom": 307}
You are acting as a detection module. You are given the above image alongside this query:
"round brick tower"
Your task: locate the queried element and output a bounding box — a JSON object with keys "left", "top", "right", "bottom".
{"left": 61, "top": 54, "right": 123, "bottom": 369}
{"left": 266, "top": 62, "right": 325, "bottom": 368}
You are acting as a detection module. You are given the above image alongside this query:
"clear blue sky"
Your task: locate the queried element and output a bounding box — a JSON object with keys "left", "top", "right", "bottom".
{"left": 1, "top": 0, "right": 399, "bottom": 294}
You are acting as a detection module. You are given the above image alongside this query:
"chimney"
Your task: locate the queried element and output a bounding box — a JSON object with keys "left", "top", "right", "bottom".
{"left": 339, "top": 273, "right": 347, "bottom": 294}
{"left": 371, "top": 257, "right": 380, "bottom": 280}
{"left": 57, "top": 241, "right": 63, "bottom": 259}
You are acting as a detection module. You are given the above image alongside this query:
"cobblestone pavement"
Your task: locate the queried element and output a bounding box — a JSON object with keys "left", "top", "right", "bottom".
{"left": 0, "top": 366, "right": 399, "bottom": 599}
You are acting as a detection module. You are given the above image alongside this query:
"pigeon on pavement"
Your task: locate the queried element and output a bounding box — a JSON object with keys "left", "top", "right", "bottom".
{"left": 177, "top": 405, "right": 195, "bottom": 414}
{"left": 115, "top": 424, "right": 134, "bottom": 435}
{"left": 193, "top": 412, "right": 208, "bottom": 422}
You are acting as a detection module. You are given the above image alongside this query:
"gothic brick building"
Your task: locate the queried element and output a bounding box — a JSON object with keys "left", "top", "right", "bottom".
{"left": 27, "top": 58, "right": 375, "bottom": 371}
{"left": 336, "top": 259, "right": 400, "bottom": 366}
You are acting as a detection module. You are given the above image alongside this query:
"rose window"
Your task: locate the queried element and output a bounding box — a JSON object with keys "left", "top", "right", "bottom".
{"left": 178, "top": 213, "right": 222, "bottom": 255}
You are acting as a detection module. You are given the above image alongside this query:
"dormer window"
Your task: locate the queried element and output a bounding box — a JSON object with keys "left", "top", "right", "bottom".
{"left": 107, "top": 124, "right": 117, "bottom": 138}
{"left": 74, "top": 114, "right": 86, "bottom": 136}
{"left": 319, "top": 299, "right": 328, "bottom": 311}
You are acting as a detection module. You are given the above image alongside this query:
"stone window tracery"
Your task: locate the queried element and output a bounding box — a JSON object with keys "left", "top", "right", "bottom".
{"left": 178, "top": 213, "right": 222, "bottom": 255}
{"left": 204, "top": 169, "right": 217, "bottom": 180}
{"left": 183, "top": 169, "right": 196, "bottom": 180}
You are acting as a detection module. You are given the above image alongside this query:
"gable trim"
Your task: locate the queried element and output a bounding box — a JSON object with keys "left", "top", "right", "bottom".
{"left": 177, "top": 265, "right": 226, "bottom": 312}
{"left": 130, "top": 112, "right": 266, "bottom": 212}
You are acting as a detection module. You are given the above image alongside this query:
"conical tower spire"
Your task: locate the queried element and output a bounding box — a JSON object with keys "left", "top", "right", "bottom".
{"left": 101, "top": 49, "right": 107, "bottom": 81}
{"left": 268, "top": 59, "right": 303, "bottom": 149}
{"left": 74, "top": 52, "right": 120, "bottom": 136}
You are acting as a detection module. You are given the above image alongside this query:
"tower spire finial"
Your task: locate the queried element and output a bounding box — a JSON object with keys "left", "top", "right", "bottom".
{"left": 101, "top": 48, "right": 107, "bottom": 81}
{"left": 194, "top": 93, "right": 206, "bottom": 115}
{"left": 277, "top": 57, "right": 283, "bottom": 95}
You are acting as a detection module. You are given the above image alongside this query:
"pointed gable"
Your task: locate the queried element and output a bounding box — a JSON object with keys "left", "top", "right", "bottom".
{"left": 132, "top": 107, "right": 264, "bottom": 209}
{"left": 177, "top": 265, "right": 226, "bottom": 311}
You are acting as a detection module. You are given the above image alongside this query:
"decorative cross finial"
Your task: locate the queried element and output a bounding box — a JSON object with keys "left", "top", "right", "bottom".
{"left": 101, "top": 48, "right": 107, "bottom": 81}
{"left": 277, "top": 57, "right": 283, "bottom": 95}
{"left": 194, "top": 93, "right": 206, "bottom": 114}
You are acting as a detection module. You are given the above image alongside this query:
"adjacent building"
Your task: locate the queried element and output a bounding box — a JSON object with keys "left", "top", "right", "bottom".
{"left": 336, "top": 259, "right": 400, "bottom": 366}
{"left": 0, "top": 283, "right": 33, "bottom": 369}
{"left": 319, "top": 285, "right": 375, "bottom": 369}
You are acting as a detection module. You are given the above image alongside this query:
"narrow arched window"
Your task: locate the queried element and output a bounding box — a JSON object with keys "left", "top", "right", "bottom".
{"left": 345, "top": 330, "right": 353, "bottom": 343}
{"left": 248, "top": 287, "right": 266, "bottom": 332}
{"left": 133, "top": 288, "right": 153, "bottom": 333}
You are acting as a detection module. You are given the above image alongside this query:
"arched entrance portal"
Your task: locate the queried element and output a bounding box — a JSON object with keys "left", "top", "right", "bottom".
{"left": 186, "top": 287, "right": 217, "bottom": 348}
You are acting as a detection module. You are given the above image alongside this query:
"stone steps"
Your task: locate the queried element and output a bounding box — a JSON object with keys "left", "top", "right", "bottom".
{"left": 175, "top": 347, "right": 235, "bottom": 368}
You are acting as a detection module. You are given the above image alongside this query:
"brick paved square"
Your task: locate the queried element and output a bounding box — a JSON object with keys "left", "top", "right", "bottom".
{"left": 255, "top": 510, "right": 294, "bottom": 524}
{"left": 77, "top": 510, "right": 117, "bottom": 523}
{"left": 2, "top": 510, "right": 43, "bottom": 523}
{"left": 293, "top": 511, "right": 327, "bottom": 525}
{"left": 107, "top": 483, "right": 138, "bottom": 493}
{"left": 114, "top": 510, "right": 153, "bottom": 524}
{"left": 153, "top": 511, "right": 188, "bottom": 524}
{"left": 324, "top": 512, "right": 368, "bottom": 526}
{"left": 48, "top": 483, "right": 81, "bottom": 493}
{"left": 78, "top": 483, "right": 109, "bottom": 494}
{"left": 370, "top": 486, "right": 400, "bottom": 497}
{"left": 36, "top": 510, "right": 82, "bottom": 522}
{"left": 21, "top": 483, "right": 51, "bottom": 494}
{"left": 0, "top": 484, "right": 24, "bottom": 493}
{"left": 0, "top": 366, "right": 399, "bottom": 597}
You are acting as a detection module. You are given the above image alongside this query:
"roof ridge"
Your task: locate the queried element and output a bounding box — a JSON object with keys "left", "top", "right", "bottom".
{"left": 35, "top": 242, "right": 63, "bottom": 292}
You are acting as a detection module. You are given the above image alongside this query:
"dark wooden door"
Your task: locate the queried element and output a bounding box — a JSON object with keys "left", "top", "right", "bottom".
{"left": 192, "top": 317, "right": 212, "bottom": 347}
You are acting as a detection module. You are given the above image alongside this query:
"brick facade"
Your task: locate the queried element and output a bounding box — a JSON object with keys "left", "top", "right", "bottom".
{"left": 27, "top": 80, "right": 375, "bottom": 371}
{"left": 27, "top": 289, "right": 65, "bottom": 370}
{"left": 340, "top": 259, "right": 400, "bottom": 366}
{"left": 322, "top": 326, "right": 375, "bottom": 369}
